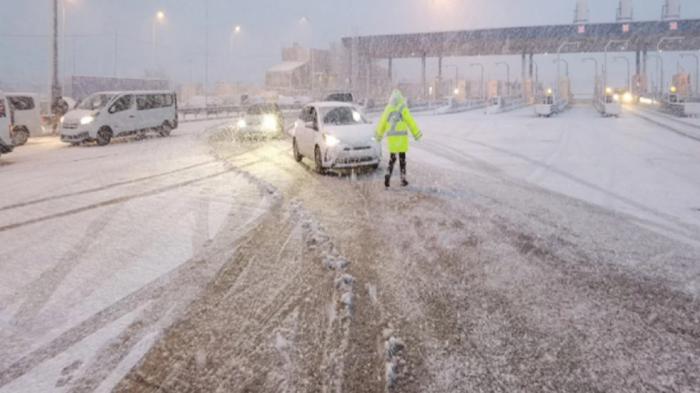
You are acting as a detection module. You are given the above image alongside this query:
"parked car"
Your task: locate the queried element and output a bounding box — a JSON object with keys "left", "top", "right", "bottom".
{"left": 291, "top": 102, "right": 381, "bottom": 173}
{"left": 60, "top": 91, "right": 178, "bottom": 146}
{"left": 0, "top": 92, "right": 14, "bottom": 158}
{"left": 6, "top": 93, "right": 42, "bottom": 145}
{"left": 235, "top": 103, "right": 284, "bottom": 139}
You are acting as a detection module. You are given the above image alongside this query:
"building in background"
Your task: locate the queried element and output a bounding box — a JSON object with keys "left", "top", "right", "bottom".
{"left": 266, "top": 43, "right": 342, "bottom": 98}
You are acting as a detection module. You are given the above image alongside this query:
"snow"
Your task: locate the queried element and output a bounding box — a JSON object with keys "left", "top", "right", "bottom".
{"left": 0, "top": 120, "right": 273, "bottom": 391}
{"left": 411, "top": 105, "right": 700, "bottom": 245}
{"left": 2, "top": 102, "right": 700, "bottom": 392}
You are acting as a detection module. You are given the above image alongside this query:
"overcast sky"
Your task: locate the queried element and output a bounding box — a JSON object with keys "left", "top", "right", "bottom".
{"left": 1, "top": 0, "right": 699, "bottom": 93}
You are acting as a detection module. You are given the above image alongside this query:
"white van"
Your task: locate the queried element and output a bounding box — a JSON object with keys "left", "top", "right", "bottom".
{"left": 0, "top": 92, "right": 14, "bottom": 158}
{"left": 6, "top": 93, "right": 41, "bottom": 145}
{"left": 60, "top": 90, "right": 178, "bottom": 146}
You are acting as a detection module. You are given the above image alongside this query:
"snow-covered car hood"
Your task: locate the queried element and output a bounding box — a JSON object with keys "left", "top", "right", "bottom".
{"left": 62, "top": 109, "right": 97, "bottom": 123}
{"left": 323, "top": 124, "right": 377, "bottom": 147}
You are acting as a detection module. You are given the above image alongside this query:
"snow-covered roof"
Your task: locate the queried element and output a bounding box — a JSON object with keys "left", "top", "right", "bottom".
{"left": 267, "top": 61, "right": 306, "bottom": 73}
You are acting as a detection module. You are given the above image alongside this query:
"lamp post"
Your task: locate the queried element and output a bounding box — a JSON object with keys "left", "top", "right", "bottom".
{"left": 556, "top": 41, "right": 580, "bottom": 95}
{"left": 469, "top": 63, "right": 485, "bottom": 99}
{"left": 51, "top": 0, "right": 60, "bottom": 119}
{"left": 152, "top": 10, "right": 166, "bottom": 68}
{"left": 656, "top": 36, "right": 684, "bottom": 95}
{"left": 61, "top": 0, "right": 76, "bottom": 80}
{"left": 495, "top": 62, "right": 511, "bottom": 97}
{"left": 648, "top": 54, "right": 663, "bottom": 96}
{"left": 613, "top": 56, "right": 631, "bottom": 92}
{"left": 230, "top": 25, "right": 242, "bottom": 79}
{"left": 603, "top": 39, "right": 628, "bottom": 95}
{"left": 443, "top": 64, "right": 459, "bottom": 97}
{"left": 680, "top": 53, "right": 700, "bottom": 97}
{"left": 582, "top": 57, "right": 599, "bottom": 97}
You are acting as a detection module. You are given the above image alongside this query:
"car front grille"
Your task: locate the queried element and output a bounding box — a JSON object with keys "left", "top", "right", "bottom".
{"left": 61, "top": 132, "right": 89, "bottom": 141}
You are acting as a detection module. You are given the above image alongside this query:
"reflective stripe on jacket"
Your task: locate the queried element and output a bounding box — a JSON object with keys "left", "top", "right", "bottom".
{"left": 375, "top": 98, "right": 422, "bottom": 153}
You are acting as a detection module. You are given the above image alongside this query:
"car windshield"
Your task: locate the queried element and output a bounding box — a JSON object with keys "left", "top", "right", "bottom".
{"left": 77, "top": 94, "right": 115, "bottom": 110}
{"left": 322, "top": 106, "right": 366, "bottom": 125}
{"left": 247, "top": 104, "right": 278, "bottom": 115}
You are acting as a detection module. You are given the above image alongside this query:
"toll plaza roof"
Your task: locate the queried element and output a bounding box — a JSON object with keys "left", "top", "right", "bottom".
{"left": 342, "top": 19, "right": 700, "bottom": 58}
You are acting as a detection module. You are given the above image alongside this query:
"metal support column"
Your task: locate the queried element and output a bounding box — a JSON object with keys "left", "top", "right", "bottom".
{"left": 421, "top": 53, "right": 427, "bottom": 99}
{"left": 437, "top": 56, "right": 443, "bottom": 98}
{"left": 366, "top": 55, "right": 372, "bottom": 99}
{"left": 529, "top": 53, "right": 534, "bottom": 79}
{"left": 388, "top": 57, "right": 392, "bottom": 81}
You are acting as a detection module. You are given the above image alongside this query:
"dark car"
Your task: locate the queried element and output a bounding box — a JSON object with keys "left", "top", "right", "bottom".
{"left": 235, "top": 103, "right": 285, "bottom": 139}
{"left": 325, "top": 92, "right": 354, "bottom": 103}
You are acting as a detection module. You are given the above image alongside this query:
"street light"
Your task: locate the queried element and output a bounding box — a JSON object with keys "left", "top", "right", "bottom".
{"left": 680, "top": 53, "right": 700, "bottom": 97}
{"left": 613, "top": 56, "right": 631, "bottom": 92}
{"left": 648, "top": 54, "right": 663, "bottom": 96}
{"left": 152, "top": 10, "right": 166, "bottom": 68}
{"left": 556, "top": 41, "right": 580, "bottom": 95}
{"left": 656, "top": 36, "right": 684, "bottom": 95}
{"left": 469, "top": 63, "right": 485, "bottom": 99}
{"left": 443, "top": 64, "right": 459, "bottom": 98}
{"left": 495, "top": 62, "right": 510, "bottom": 97}
{"left": 298, "top": 17, "right": 316, "bottom": 94}
{"left": 582, "top": 57, "right": 599, "bottom": 97}
{"left": 61, "top": 0, "right": 77, "bottom": 80}
{"left": 603, "top": 40, "right": 628, "bottom": 96}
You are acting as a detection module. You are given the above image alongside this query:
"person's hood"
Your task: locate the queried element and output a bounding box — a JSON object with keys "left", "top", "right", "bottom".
{"left": 389, "top": 89, "right": 405, "bottom": 107}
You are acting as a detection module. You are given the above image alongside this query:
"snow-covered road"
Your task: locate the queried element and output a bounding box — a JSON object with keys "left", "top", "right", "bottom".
{"left": 0, "top": 122, "right": 274, "bottom": 392}
{"left": 1, "top": 107, "right": 699, "bottom": 392}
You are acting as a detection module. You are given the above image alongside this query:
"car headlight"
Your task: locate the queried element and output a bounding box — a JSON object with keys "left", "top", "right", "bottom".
{"left": 80, "top": 116, "right": 95, "bottom": 125}
{"left": 324, "top": 134, "right": 340, "bottom": 147}
{"left": 262, "top": 115, "right": 278, "bottom": 131}
{"left": 237, "top": 119, "right": 247, "bottom": 129}
{"left": 60, "top": 116, "right": 65, "bottom": 123}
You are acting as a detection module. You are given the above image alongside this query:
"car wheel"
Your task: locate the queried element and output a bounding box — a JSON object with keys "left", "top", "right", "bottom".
{"left": 293, "top": 138, "right": 303, "bottom": 162}
{"left": 314, "top": 145, "right": 325, "bottom": 174}
{"left": 159, "top": 122, "right": 172, "bottom": 137}
{"left": 96, "top": 127, "right": 112, "bottom": 146}
{"left": 12, "top": 127, "right": 29, "bottom": 146}
{"left": 370, "top": 164, "right": 379, "bottom": 171}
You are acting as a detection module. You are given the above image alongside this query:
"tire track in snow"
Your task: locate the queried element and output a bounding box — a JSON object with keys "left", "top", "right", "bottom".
{"left": 0, "top": 170, "right": 273, "bottom": 389}
{"left": 424, "top": 134, "right": 700, "bottom": 244}
{"left": 0, "top": 158, "right": 265, "bottom": 234}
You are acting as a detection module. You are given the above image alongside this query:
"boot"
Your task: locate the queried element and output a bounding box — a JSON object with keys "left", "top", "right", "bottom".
{"left": 385, "top": 175, "right": 391, "bottom": 188}
{"left": 401, "top": 178, "right": 409, "bottom": 187}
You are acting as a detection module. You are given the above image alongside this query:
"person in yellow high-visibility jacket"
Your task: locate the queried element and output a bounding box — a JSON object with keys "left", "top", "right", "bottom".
{"left": 376, "top": 89, "right": 423, "bottom": 188}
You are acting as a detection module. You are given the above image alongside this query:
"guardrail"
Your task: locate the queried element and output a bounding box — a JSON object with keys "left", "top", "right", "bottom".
{"left": 178, "top": 104, "right": 304, "bottom": 123}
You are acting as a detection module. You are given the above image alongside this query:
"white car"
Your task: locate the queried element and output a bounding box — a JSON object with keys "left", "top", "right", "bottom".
{"left": 61, "top": 90, "right": 178, "bottom": 146}
{"left": 0, "top": 92, "right": 14, "bottom": 158}
{"left": 292, "top": 102, "right": 381, "bottom": 173}
{"left": 6, "top": 93, "right": 42, "bottom": 145}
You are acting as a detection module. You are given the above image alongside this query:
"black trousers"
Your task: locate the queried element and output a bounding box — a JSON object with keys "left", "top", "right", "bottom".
{"left": 387, "top": 153, "right": 406, "bottom": 178}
